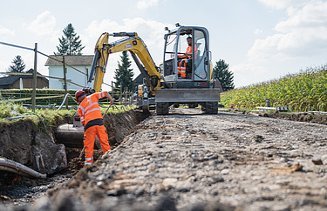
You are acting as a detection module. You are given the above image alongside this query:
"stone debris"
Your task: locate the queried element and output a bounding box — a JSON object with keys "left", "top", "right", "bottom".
{"left": 2, "top": 109, "right": 327, "bottom": 210}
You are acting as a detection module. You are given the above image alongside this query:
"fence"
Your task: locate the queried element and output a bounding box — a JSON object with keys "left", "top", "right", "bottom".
{"left": 0, "top": 41, "right": 135, "bottom": 110}
{"left": 0, "top": 88, "right": 135, "bottom": 108}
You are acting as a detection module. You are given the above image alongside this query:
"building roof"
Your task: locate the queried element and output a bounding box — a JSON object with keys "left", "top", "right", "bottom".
{"left": 133, "top": 73, "right": 147, "bottom": 85}
{"left": 0, "top": 69, "right": 48, "bottom": 86}
{"left": 0, "top": 76, "right": 18, "bottom": 86}
{"left": 45, "top": 55, "right": 94, "bottom": 66}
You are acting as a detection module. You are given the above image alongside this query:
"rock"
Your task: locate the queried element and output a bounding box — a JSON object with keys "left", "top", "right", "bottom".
{"left": 221, "top": 169, "right": 229, "bottom": 175}
{"left": 321, "top": 155, "right": 327, "bottom": 165}
{"left": 148, "top": 163, "right": 156, "bottom": 172}
{"left": 312, "top": 157, "right": 323, "bottom": 165}
{"left": 31, "top": 132, "right": 67, "bottom": 174}
{"left": 253, "top": 135, "right": 265, "bottom": 143}
{"left": 162, "top": 178, "right": 177, "bottom": 189}
{"left": 52, "top": 190, "right": 80, "bottom": 211}
{"left": 210, "top": 175, "right": 225, "bottom": 184}
{"left": 154, "top": 196, "right": 177, "bottom": 211}
{"left": 29, "top": 196, "right": 51, "bottom": 211}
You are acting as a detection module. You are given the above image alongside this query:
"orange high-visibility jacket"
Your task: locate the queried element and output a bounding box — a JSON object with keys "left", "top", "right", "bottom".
{"left": 187, "top": 45, "right": 198, "bottom": 54}
{"left": 77, "top": 91, "right": 110, "bottom": 126}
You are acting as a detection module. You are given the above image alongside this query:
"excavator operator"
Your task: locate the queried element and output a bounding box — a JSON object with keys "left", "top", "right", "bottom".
{"left": 178, "top": 36, "right": 197, "bottom": 79}
{"left": 75, "top": 89, "right": 114, "bottom": 166}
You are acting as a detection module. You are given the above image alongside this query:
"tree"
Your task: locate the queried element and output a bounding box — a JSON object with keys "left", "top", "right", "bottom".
{"left": 8, "top": 55, "right": 26, "bottom": 72}
{"left": 114, "top": 51, "right": 134, "bottom": 92}
{"left": 55, "top": 23, "right": 85, "bottom": 55}
{"left": 213, "top": 59, "right": 234, "bottom": 91}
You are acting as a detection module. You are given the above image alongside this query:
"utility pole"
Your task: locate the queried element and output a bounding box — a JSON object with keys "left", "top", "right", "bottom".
{"left": 63, "top": 56, "right": 68, "bottom": 109}
{"left": 32, "top": 43, "right": 37, "bottom": 112}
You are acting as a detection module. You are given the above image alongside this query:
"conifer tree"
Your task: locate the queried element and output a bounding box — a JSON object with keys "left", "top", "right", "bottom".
{"left": 213, "top": 59, "right": 234, "bottom": 91}
{"left": 114, "top": 51, "right": 134, "bottom": 92}
{"left": 8, "top": 55, "right": 26, "bottom": 72}
{"left": 55, "top": 23, "right": 85, "bottom": 55}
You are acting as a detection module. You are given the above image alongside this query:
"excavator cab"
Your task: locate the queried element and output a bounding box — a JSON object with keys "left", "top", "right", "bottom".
{"left": 163, "top": 26, "right": 211, "bottom": 85}
{"left": 155, "top": 25, "right": 220, "bottom": 115}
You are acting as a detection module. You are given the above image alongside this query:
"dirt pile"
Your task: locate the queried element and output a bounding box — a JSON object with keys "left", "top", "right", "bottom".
{"left": 16, "top": 109, "right": 326, "bottom": 210}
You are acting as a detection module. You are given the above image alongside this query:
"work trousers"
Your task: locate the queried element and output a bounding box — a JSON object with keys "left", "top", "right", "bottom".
{"left": 84, "top": 125, "right": 110, "bottom": 165}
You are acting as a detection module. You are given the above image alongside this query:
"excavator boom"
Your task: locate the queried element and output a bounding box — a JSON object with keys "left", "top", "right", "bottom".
{"left": 88, "top": 32, "right": 161, "bottom": 93}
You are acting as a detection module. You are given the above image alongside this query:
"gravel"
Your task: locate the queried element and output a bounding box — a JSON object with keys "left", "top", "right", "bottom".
{"left": 2, "top": 108, "right": 327, "bottom": 210}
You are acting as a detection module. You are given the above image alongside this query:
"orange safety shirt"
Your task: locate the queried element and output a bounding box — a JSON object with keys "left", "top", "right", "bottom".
{"left": 185, "top": 45, "right": 198, "bottom": 58}
{"left": 77, "top": 91, "right": 109, "bottom": 126}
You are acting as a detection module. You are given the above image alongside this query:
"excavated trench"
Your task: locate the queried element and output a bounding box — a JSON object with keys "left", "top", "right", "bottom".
{"left": 0, "top": 110, "right": 150, "bottom": 207}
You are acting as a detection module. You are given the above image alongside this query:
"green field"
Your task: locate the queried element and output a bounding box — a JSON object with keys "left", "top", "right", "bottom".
{"left": 221, "top": 66, "right": 327, "bottom": 112}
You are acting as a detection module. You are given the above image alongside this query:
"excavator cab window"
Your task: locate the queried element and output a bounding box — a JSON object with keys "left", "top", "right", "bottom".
{"left": 163, "top": 26, "right": 210, "bottom": 82}
{"left": 163, "top": 34, "right": 177, "bottom": 77}
{"left": 177, "top": 31, "right": 194, "bottom": 80}
{"left": 193, "top": 29, "right": 208, "bottom": 81}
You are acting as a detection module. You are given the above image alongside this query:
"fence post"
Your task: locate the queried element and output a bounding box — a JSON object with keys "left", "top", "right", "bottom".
{"left": 86, "top": 68, "right": 89, "bottom": 86}
{"left": 124, "top": 87, "right": 128, "bottom": 105}
{"left": 32, "top": 43, "right": 37, "bottom": 112}
{"left": 63, "top": 56, "right": 68, "bottom": 109}
{"left": 119, "top": 83, "right": 123, "bottom": 103}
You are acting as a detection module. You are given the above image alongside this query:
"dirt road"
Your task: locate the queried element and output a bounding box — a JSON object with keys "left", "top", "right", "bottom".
{"left": 6, "top": 109, "right": 327, "bottom": 210}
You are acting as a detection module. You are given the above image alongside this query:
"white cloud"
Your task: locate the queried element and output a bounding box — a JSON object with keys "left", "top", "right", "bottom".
{"left": 250, "top": 1, "right": 327, "bottom": 57}
{"left": 258, "top": 0, "right": 293, "bottom": 9}
{"left": 84, "top": 17, "right": 172, "bottom": 61}
{"left": 254, "top": 28, "right": 263, "bottom": 35}
{"left": 27, "top": 11, "right": 56, "bottom": 36}
{"left": 0, "top": 25, "right": 15, "bottom": 36}
{"left": 232, "top": 0, "right": 327, "bottom": 87}
{"left": 137, "top": 0, "right": 159, "bottom": 9}
{"left": 275, "top": 2, "right": 327, "bottom": 32}
{"left": 84, "top": 18, "right": 173, "bottom": 90}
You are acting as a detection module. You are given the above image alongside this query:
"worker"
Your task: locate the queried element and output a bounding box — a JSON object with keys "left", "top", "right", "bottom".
{"left": 75, "top": 89, "right": 114, "bottom": 166}
{"left": 178, "top": 36, "right": 197, "bottom": 79}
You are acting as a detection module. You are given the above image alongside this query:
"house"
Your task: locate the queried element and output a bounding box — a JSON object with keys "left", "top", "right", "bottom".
{"left": 0, "top": 69, "right": 48, "bottom": 89}
{"left": 133, "top": 72, "right": 147, "bottom": 90}
{"left": 45, "top": 55, "right": 94, "bottom": 90}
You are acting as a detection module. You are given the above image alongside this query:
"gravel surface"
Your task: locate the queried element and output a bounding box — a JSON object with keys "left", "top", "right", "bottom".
{"left": 4, "top": 108, "right": 327, "bottom": 210}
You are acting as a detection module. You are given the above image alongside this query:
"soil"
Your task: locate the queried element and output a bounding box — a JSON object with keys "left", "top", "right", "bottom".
{"left": 266, "top": 112, "right": 327, "bottom": 125}
{"left": 2, "top": 108, "right": 325, "bottom": 210}
{"left": 0, "top": 110, "right": 149, "bottom": 209}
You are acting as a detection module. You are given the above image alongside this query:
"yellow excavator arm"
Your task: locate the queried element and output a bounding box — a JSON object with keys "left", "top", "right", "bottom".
{"left": 88, "top": 32, "right": 161, "bottom": 93}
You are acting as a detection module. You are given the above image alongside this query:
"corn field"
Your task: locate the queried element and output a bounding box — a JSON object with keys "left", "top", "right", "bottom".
{"left": 221, "top": 66, "right": 327, "bottom": 112}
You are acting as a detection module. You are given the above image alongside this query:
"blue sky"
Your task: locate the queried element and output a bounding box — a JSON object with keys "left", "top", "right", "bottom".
{"left": 0, "top": 0, "right": 326, "bottom": 88}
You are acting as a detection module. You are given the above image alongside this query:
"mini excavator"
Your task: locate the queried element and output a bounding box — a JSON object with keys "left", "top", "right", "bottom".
{"left": 56, "top": 24, "right": 221, "bottom": 147}
{"left": 88, "top": 24, "right": 221, "bottom": 114}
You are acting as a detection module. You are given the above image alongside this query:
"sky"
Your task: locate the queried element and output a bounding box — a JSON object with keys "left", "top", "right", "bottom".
{"left": 0, "top": 0, "right": 326, "bottom": 89}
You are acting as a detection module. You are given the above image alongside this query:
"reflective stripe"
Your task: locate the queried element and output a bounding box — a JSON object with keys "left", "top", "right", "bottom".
{"left": 84, "top": 102, "right": 99, "bottom": 112}
{"left": 87, "top": 96, "right": 92, "bottom": 104}
{"left": 85, "top": 107, "right": 101, "bottom": 115}
{"left": 84, "top": 162, "right": 92, "bottom": 166}
{"left": 78, "top": 106, "right": 85, "bottom": 115}
{"left": 79, "top": 101, "right": 99, "bottom": 115}
{"left": 85, "top": 157, "right": 93, "bottom": 161}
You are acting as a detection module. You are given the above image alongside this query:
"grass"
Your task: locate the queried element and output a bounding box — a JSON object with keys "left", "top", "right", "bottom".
{"left": 221, "top": 65, "right": 327, "bottom": 112}
{"left": 0, "top": 101, "right": 136, "bottom": 127}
